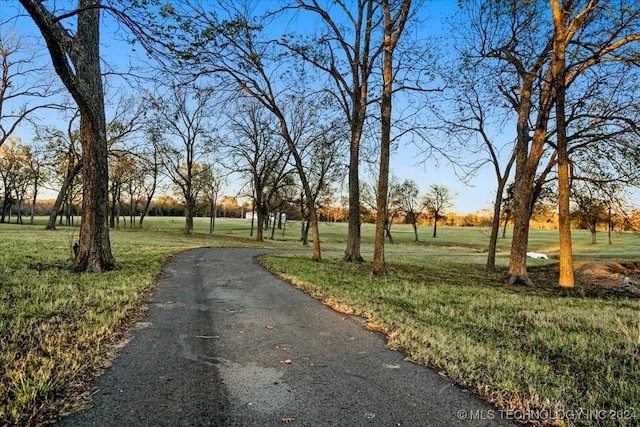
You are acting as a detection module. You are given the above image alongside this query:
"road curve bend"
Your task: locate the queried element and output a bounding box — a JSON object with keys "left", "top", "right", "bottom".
{"left": 56, "top": 247, "right": 516, "bottom": 426}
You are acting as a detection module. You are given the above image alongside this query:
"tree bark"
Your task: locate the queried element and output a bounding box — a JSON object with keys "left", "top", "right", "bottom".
{"left": 21, "top": 0, "right": 114, "bottom": 271}
{"left": 344, "top": 129, "right": 363, "bottom": 262}
{"left": 486, "top": 180, "right": 505, "bottom": 271}
{"left": 507, "top": 73, "right": 552, "bottom": 286}
{"left": 432, "top": 213, "right": 438, "bottom": 238}
{"left": 372, "top": 0, "right": 410, "bottom": 276}
{"left": 552, "top": 0, "right": 575, "bottom": 288}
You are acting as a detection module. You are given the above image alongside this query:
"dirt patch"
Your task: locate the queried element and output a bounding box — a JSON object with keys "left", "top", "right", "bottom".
{"left": 528, "top": 261, "right": 640, "bottom": 298}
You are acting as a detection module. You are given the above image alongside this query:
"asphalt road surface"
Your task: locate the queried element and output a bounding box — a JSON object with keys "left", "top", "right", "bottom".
{"left": 56, "top": 248, "right": 517, "bottom": 427}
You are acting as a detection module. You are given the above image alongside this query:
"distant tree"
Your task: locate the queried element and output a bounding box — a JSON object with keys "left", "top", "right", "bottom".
{"left": 223, "top": 100, "right": 292, "bottom": 242}
{"left": 362, "top": 175, "right": 405, "bottom": 245}
{"left": 424, "top": 184, "right": 453, "bottom": 238}
{"left": 571, "top": 182, "right": 608, "bottom": 244}
{"left": 151, "top": 83, "right": 217, "bottom": 234}
{"left": 398, "top": 179, "right": 422, "bottom": 242}
{"left": 195, "top": 164, "right": 224, "bottom": 234}
{"left": 284, "top": 99, "right": 347, "bottom": 247}
{"left": 108, "top": 149, "right": 135, "bottom": 228}
{"left": 0, "top": 137, "right": 24, "bottom": 222}
{"left": 24, "top": 143, "right": 48, "bottom": 225}
{"left": 0, "top": 139, "right": 47, "bottom": 224}
{"left": 130, "top": 126, "right": 162, "bottom": 227}
{"left": 38, "top": 113, "right": 82, "bottom": 230}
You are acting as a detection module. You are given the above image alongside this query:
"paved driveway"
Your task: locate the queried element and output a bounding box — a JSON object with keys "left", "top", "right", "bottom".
{"left": 56, "top": 248, "right": 516, "bottom": 426}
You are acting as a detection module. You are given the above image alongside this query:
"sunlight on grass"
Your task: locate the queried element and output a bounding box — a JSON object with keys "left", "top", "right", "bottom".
{"left": 0, "top": 221, "right": 271, "bottom": 425}
{"left": 2, "top": 218, "right": 640, "bottom": 425}
{"left": 260, "top": 254, "right": 640, "bottom": 427}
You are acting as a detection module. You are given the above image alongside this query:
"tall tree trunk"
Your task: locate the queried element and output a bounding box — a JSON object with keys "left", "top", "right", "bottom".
{"left": 308, "top": 203, "right": 321, "bottom": 261}
{"left": 373, "top": 0, "right": 410, "bottom": 276}
{"left": 486, "top": 183, "right": 505, "bottom": 271}
{"left": 552, "top": 0, "right": 574, "bottom": 288}
{"left": 270, "top": 212, "right": 277, "bottom": 240}
{"left": 373, "top": 121, "right": 390, "bottom": 275}
{"left": 508, "top": 166, "right": 536, "bottom": 286}
{"left": 209, "top": 200, "right": 215, "bottom": 233}
{"left": 70, "top": 1, "right": 114, "bottom": 270}
{"left": 21, "top": 0, "right": 114, "bottom": 271}
{"left": 508, "top": 75, "right": 551, "bottom": 286}
{"left": 608, "top": 206, "right": 613, "bottom": 245}
{"left": 184, "top": 198, "right": 194, "bottom": 234}
{"left": 301, "top": 219, "right": 310, "bottom": 246}
{"left": 255, "top": 199, "right": 264, "bottom": 242}
{"left": 29, "top": 184, "right": 38, "bottom": 225}
{"left": 344, "top": 130, "right": 363, "bottom": 262}
{"left": 250, "top": 205, "right": 255, "bottom": 237}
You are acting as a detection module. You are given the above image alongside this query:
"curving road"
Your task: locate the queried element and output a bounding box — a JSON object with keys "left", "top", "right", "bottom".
{"left": 56, "top": 248, "right": 516, "bottom": 426}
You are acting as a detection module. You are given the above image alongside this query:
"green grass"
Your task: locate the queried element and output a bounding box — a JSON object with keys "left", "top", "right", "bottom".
{"left": 259, "top": 254, "right": 640, "bottom": 427}
{"left": 0, "top": 219, "right": 277, "bottom": 425}
{"left": 2, "top": 217, "right": 640, "bottom": 425}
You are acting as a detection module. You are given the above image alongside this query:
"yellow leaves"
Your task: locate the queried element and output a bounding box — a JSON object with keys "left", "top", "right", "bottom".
{"left": 159, "top": 3, "right": 175, "bottom": 18}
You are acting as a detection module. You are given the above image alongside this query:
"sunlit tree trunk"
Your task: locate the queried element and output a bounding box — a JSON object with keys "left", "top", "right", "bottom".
{"left": 508, "top": 76, "right": 551, "bottom": 286}
{"left": 551, "top": 0, "right": 574, "bottom": 288}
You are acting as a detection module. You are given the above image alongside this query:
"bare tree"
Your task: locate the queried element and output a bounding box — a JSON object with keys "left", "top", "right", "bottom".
{"left": 362, "top": 174, "right": 402, "bottom": 245}
{"left": 147, "top": 1, "right": 342, "bottom": 260}
{"left": 151, "top": 83, "right": 217, "bottom": 234}
{"left": 0, "top": 27, "right": 62, "bottom": 149}
{"left": 19, "top": 0, "right": 115, "bottom": 272}
{"left": 197, "top": 164, "right": 225, "bottom": 233}
{"left": 0, "top": 137, "right": 25, "bottom": 222}
{"left": 571, "top": 181, "right": 608, "bottom": 244}
{"left": 223, "top": 100, "right": 292, "bottom": 242}
{"left": 459, "top": 0, "right": 640, "bottom": 286}
{"left": 372, "top": 0, "right": 412, "bottom": 276}
{"left": 424, "top": 184, "right": 454, "bottom": 238}
{"left": 398, "top": 179, "right": 422, "bottom": 242}
{"left": 280, "top": 0, "right": 385, "bottom": 262}
{"left": 283, "top": 96, "right": 347, "bottom": 247}
{"left": 431, "top": 57, "right": 516, "bottom": 270}
{"left": 22, "top": 142, "right": 48, "bottom": 225}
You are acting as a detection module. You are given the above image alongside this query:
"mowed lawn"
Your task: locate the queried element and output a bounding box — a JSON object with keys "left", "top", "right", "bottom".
{"left": 2, "top": 217, "right": 640, "bottom": 426}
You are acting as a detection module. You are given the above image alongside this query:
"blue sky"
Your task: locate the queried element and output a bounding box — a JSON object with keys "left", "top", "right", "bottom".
{"left": 2, "top": 0, "right": 510, "bottom": 214}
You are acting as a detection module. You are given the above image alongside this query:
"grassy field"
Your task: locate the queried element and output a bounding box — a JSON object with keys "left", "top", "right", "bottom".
{"left": 2, "top": 216, "right": 640, "bottom": 426}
